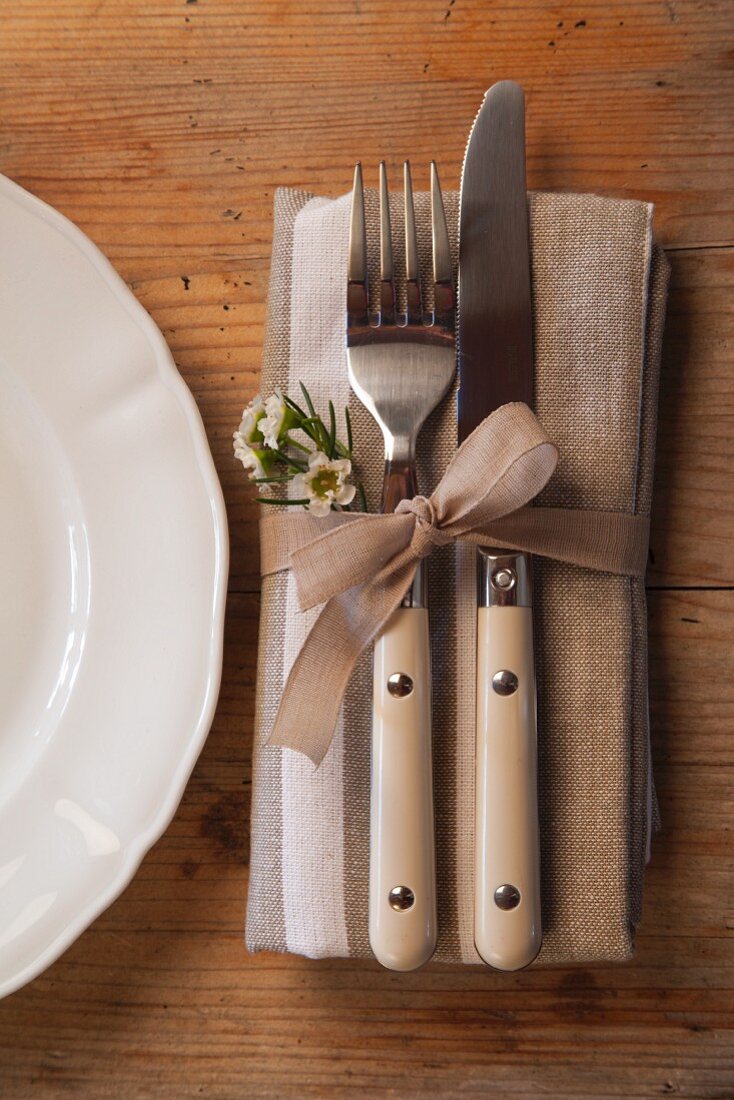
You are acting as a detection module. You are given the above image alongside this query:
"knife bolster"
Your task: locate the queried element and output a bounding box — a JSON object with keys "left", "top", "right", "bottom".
{"left": 478, "top": 547, "right": 532, "bottom": 608}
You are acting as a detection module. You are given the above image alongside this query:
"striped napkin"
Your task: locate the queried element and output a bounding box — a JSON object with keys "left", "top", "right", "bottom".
{"left": 245, "top": 185, "right": 669, "bottom": 965}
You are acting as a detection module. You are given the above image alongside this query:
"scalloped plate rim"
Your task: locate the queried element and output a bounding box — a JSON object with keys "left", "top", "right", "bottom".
{"left": 0, "top": 173, "right": 229, "bottom": 999}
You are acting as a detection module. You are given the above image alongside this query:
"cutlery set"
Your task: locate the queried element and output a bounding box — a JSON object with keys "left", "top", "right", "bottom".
{"left": 347, "top": 80, "right": 541, "bottom": 972}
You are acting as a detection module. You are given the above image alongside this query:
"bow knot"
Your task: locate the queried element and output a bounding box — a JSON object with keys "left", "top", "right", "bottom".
{"left": 397, "top": 495, "right": 451, "bottom": 558}
{"left": 260, "top": 402, "right": 650, "bottom": 765}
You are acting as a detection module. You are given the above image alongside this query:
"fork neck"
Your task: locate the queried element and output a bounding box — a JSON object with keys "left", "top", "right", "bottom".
{"left": 382, "top": 437, "right": 418, "bottom": 513}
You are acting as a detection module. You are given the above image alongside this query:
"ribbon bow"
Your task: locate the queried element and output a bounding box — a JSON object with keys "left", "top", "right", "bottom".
{"left": 261, "top": 402, "right": 649, "bottom": 764}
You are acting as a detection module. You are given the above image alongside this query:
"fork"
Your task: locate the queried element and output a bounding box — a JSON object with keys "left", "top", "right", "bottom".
{"left": 347, "top": 160, "right": 455, "bottom": 971}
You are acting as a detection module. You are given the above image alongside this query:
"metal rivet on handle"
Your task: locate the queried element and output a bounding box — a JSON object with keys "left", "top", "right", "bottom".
{"left": 492, "top": 669, "right": 519, "bottom": 696}
{"left": 494, "top": 884, "right": 521, "bottom": 910}
{"left": 388, "top": 886, "right": 415, "bottom": 911}
{"left": 387, "top": 672, "right": 414, "bottom": 698}
{"left": 492, "top": 567, "right": 516, "bottom": 591}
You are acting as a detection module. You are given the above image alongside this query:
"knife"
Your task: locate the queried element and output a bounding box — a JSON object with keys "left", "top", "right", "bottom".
{"left": 457, "top": 80, "right": 542, "bottom": 971}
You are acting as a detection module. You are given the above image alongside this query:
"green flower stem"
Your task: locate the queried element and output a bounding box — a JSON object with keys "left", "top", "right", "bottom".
{"left": 296, "top": 416, "right": 337, "bottom": 456}
{"left": 284, "top": 435, "right": 311, "bottom": 454}
{"left": 301, "top": 412, "right": 330, "bottom": 455}
{"left": 297, "top": 418, "right": 324, "bottom": 448}
{"left": 271, "top": 448, "right": 307, "bottom": 472}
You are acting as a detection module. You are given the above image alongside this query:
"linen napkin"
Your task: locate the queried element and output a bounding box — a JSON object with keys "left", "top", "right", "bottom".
{"left": 245, "top": 185, "right": 669, "bottom": 965}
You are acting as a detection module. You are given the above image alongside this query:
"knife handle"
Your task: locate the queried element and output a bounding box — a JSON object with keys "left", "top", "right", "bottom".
{"left": 370, "top": 605, "right": 436, "bottom": 971}
{"left": 474, "top": 549, "right": 542, "bottom": 971}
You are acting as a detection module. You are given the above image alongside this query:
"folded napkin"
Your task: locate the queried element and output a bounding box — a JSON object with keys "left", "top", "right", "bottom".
{"left": 245, "top": 185, "right": 669, "bottom": 965}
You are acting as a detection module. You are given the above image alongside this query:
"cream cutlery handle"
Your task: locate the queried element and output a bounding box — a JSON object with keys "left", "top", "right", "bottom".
{"left": 369, "top": 606, "right": 436, "bottom": 971}
{"left": 475, "top": 599, "right": 541, "bottom": 971}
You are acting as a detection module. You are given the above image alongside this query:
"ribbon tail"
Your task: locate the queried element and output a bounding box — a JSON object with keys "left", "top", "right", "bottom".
{"left": 267, "top": 557, "right": 419, "bottom": 765}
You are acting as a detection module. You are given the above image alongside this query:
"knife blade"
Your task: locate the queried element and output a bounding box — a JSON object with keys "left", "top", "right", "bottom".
{"left": 458, "top": 80, "right": 542, "bottom": 971}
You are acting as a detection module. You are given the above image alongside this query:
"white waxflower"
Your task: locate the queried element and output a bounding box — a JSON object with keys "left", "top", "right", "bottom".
{"left": 292, "top": 451, "right": 356, "bottom": 517}
{"left": 233, "top": 395, "right": 270, "bottom": 479}
{"left": 236, "top": 394, "right": 266, "bottom": 444}
{"left": 233, "top": 437, "right": 269, "bottom": 480}
{"left": 260, "top": 390, "right": 288, "bottom": 449}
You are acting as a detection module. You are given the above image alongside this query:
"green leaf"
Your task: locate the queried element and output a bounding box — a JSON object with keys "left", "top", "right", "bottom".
{"left": 344, "top": 406, "right": 353, "bottom": 456}
{"left": 313, "top": 416, "right": 331, "bottom": 455}
{"left": 358, "top": 482, "right": 368, "bottom": 513}
{"left": 299, "top": 381, "right": 317, "bottom": 419}
{"left": 328, "top": 400, "right": 337, "bottom": 458}
{"left": 254, "top": 497, "right": 310, "bottom": 506}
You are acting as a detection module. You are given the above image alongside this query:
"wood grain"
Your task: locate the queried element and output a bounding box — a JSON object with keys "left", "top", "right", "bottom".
{"left": 0, "top": 1, "right": 732, "bottom": 1097}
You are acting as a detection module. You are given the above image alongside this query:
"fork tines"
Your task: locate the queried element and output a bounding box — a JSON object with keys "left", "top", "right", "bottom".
{"left": 347, "top": 160, "right": 454, "bottom": 335}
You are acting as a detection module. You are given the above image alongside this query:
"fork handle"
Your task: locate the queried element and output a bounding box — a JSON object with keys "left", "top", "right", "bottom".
{"left": 369, "top": 605, "right": 437, "bottom": 971}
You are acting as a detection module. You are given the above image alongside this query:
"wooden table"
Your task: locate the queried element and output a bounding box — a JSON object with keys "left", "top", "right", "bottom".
{"left": 1, "top": 2, "right": 732, "bottom": 1096}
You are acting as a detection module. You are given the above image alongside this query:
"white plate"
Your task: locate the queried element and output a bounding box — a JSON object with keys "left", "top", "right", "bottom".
{"left": 0, "top": 175, "right": 228, "bottom": 998}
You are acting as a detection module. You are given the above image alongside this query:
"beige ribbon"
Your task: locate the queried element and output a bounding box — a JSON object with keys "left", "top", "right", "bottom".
{"left": 261, "top": 403, "right": 650, "bottom": 764}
